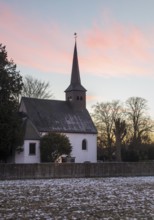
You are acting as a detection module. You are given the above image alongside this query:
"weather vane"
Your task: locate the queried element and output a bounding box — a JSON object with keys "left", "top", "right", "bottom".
{"left": 74, "top": 32, "right": 77, "bottom": 41}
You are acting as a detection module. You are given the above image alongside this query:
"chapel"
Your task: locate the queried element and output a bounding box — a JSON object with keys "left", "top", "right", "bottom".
{"left": 14, "top": 37, "right": 97, "bottom": 163}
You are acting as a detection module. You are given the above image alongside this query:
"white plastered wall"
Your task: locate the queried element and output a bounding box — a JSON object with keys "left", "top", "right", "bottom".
{"left": 15, "top": 140, "right": 40, "bottom": 163}
{"left": 15, "top": 133, "right": 97, "bottom": 163}
{"left": 65, "top": 133, "right": 97, "bottom": 163}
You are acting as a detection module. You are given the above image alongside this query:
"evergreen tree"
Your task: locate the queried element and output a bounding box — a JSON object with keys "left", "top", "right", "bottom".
{"left": 0, "top": 44, "right": 23, "bottom": 162}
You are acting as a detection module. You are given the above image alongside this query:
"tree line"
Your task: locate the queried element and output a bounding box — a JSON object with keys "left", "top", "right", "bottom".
{"left": 92, "top": 98, "right": 154, "bottom": 161}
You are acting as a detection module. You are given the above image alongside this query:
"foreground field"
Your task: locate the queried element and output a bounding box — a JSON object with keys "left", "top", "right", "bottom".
{"left": 0, "top": 177, "right": 154, "bottom": 219}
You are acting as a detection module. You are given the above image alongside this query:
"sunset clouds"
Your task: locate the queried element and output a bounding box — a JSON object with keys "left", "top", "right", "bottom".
{"left": 1, "top": 0, "right": 154, "bottom": 117}
{"left": 0, "top": 2, "right": 71, "bottom": 73}
{"left": 1, "top": 1, "right": 154, "bottom": 78}
{"left": 82, "top": 20, "right": 154, "bottom": 77}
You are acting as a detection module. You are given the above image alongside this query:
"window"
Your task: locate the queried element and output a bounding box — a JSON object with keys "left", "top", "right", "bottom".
{"left": 29, "top": 143, "right": 36, "bottom": 155}
{"left": 68, "top": 96, "right": 72, "bottom": 101}
{"left": 82, "top": 139, "right": 87, "bottom": 150}
{"left": 77, "top": 96, "right": 83, "bottom": 101}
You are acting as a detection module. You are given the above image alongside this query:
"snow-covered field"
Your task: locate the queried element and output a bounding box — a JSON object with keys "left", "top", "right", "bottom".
{"left": 0, "top": 177, "right": 154, "bottom": 220}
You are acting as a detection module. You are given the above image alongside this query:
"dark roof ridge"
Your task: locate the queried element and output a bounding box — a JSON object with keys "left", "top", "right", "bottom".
{"left": 22, "top": 97, "right": 66, "bottom": 103}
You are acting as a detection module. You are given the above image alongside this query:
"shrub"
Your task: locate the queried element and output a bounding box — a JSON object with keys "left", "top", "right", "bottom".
{"left": 40, "top": 132, "right": 72, "bottom": 162}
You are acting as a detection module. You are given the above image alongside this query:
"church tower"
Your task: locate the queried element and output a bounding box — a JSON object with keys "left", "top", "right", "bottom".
{"left": 65, "top": 35, "right": 86, "bottom": 110}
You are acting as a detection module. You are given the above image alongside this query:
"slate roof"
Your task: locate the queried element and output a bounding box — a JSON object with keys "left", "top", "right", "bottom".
{"left": 21, "top": 97, "right": 97, "bottom": 134}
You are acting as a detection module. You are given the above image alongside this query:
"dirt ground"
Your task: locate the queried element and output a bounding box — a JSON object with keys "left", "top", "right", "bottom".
{"left": 0, "top": 177, "right": 154, "bottom": 219}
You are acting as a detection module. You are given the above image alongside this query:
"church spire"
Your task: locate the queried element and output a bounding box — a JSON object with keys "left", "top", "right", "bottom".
{"left": 70, "top": 39, "right": 81, "bottom": 86}
{"left": 65, "top": 34, "right": 86, "bottom": 92}
{"left": 65, "top": 34, "right": 86, "bottom": 109}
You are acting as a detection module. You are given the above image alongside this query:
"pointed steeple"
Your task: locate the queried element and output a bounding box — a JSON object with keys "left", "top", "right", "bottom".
{"left": 70, "top": 41, "right": 81, "bottom": 86}
{"left": 65, "top": 36, "right": 86, "bottom": 92}
{"left": 65, "top": 34, "right": 86, "bottom": 109}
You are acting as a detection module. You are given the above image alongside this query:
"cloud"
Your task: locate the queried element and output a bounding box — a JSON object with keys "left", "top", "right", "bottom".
{"left": 86, "top": 95, "right": 105, "bottom": 107}
{"left": 1, "top": 2, "right": 154, "bottom": 78}
{"left": 87, "top": 95, "right": 101, "bottom": 102}
{"left": 0, "top": 2, "right": 72, "bottom": 74}
{"left": 82, "top": 17, "right": 154, "bottom": 77}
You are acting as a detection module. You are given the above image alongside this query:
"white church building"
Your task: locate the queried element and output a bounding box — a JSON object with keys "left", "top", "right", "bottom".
{"left": 14, "top": 40, "right": 97, "bottom": 163}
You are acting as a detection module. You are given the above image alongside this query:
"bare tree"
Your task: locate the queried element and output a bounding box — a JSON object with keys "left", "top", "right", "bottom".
{"left": 113, "top": 118, "right": 127, "bottom": 161}
{"left": 92, "top": 97, "right": 154, "bottom": 161}
{"left": 21, "top": 75, "right": 53, "bottom": 99}
{"left": 126, "top": 97, "right": 154, "bottom": 145}
{"left": 92, "top": 100, "right": 124, "bottom": 160}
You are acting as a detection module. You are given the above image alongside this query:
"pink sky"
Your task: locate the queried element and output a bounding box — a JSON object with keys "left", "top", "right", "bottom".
{"left": 1, "top": 0, "right": 154, "bottom": 118}
{"left": 1, "top": 2, "right": 154, "bottom": 78}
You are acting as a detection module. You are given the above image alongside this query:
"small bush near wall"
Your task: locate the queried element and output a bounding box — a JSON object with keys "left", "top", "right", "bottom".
{"left": 40, "top": 133, "right": 72, "bottom": 162}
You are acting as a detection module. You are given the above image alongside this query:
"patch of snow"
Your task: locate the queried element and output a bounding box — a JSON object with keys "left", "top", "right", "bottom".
{"left": 0, "top": 177, "right": 153, "bottom": 219}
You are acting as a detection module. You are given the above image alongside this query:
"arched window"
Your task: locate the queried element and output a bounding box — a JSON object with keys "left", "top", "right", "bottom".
{"left": 77, "top": 96, "right": 79, "bottom": 100}
{"left": 80, "top": 96, "right": 83, "bottom": 100}
{"left": 82, "top": 139, "right": 87, "bottom": 150}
